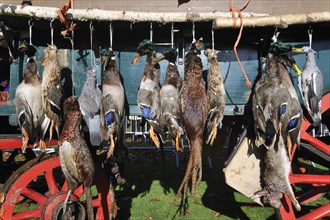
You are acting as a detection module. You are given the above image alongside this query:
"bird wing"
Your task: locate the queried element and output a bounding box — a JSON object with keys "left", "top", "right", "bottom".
{"left": 59, "top": 140, "right": 79, "bottom": 183}
{"left": 48, "top": 86, "right": 63, "bottom": 117}
{"left": 15, "top": 92, "right": 34, "bottom": 138}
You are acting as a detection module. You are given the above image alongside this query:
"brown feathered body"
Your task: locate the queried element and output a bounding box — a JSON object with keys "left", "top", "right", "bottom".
{"left": 100, "top": 51, "right": 126, "bottom": 158}
{"left": 251, "top": 53, "right": 302, "bottom": 211}
{"left": 204, "top": 49, "right": 226, "bottom": 146}
{"left": 160, "top": 61, "right": 184, "bottom": 151}
{"left": 58, "top": 96, "right": 95, "bottom": 220}
{"left": 178, "top": 38, "right": 206, "bottom": 202}
{"left": 41, "top": 44, "right": 64, "bottom": 140}
{"left": 15, "top": 58, "right": 50, "bottom": 152}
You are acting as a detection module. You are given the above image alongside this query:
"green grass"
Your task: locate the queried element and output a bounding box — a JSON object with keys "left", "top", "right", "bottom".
{"left": 113, "top": 151, "right": 277, "bottom": 220}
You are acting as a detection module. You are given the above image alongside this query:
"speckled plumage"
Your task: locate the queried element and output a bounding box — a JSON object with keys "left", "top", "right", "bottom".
{"left": 178, "top": 38, "right": 206, "bottom": 207}
{"left": 59, "top": 96, "right": 95, "bottom": 220}
{"left": 100, "top": 50, "right": 126, "bottom": 158}
{"left": 133, "top": 40, "right": 162, "bottom": 148}
{"left": 79, "top": 66, "right": 102, "bottom": 146}
{"left": 159, "top": 49, "right": 184, "bottom": 151}
{"left": 15, "top": 58, "right": 50, "bottom": 152}
{"left": 41, "top": 44, "right": 64, "bottom": 141}
{"left": 252, "top": 53, "right": 302, "bottom": 211}
{"left": 204, "top": 48, "right": 226, "bottom": 146}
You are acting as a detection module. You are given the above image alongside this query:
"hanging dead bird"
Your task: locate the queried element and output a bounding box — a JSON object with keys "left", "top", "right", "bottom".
{"left": 41, "top": 44, "right": 64, "bottom": 141}
{"left": 15, "top": 57, "right": 50, "bottom": 152}
{"left": 132, "top": 39, "right": 162, "bottom": 148}
{"left": 253, "top": 53, "right": 302, "bottom": 157}
{"left": 177, "top": 38, "right": 206, "bottom": 211}
{"left": 252, "top": 54, "right": 301, "bottom": 210}
{"left": 298, "top": 46, "right": 323, "bottom": 127}
{"left": 204, "top": 48, "right": 226, "bottom": 146}
{"left": 58, "top": 96, "right": 95, "bottom": 220}
{"left": 100, "top": 49, "right": 126, "bottom": 158}
{"left": 158, "top": 48, "right": 184, "bottom": 152}
{"left": 78, "top": 66, "right": 102, "bottom": 146}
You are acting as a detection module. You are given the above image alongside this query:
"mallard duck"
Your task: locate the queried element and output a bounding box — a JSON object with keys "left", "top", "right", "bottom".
{"left": 15, "top": 57, "right": 50, "bottom": 152}
{"left": 253, "top": 53, "right": 302, "bottom": 157}
{"left": 298, "top": 46, "right": 323, "bottom": 127}
{"left": 204, "top": 48, "right": 226, "bottom": 146}
{"left": 78, "top": 66, "right": 102, "bottom": 146}
{"left": 158, "top": 48, "right": 184, "bottom": 152}
{"left": 177, "top": 38, "right": 206, "bottom": 208}
{"left": 100, "top": 49, "right": 126, "bottom": 158}
{"left": 132, "top": 39, "right": 162, "bottom": 148}
{"left": 58, "top": 96, "right": 95, "bottom": 220}
{"left": 41, "top": 44, "right": 64, "bottom": 141}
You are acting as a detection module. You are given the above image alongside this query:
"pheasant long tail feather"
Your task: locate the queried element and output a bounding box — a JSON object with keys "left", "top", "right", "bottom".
{"left": 84, "top": 184, "right": 94, "bottom": 220}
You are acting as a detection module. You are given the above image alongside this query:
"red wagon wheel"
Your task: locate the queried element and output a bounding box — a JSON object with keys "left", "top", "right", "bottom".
{"left": 278, "top": 92, "right": 330, "bottom": 220}
{"left": 0, "top": 153, "right": 116, "bottom": 220}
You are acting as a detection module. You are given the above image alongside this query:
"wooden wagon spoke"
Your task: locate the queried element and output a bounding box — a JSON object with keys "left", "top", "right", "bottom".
{"left": 12, "top": 208, "right": 42, "bottom": 219}
{"left": 21, "top": 187, "right": 47, "bottom": 204}
{"left": 44, "top": 170, "right": 60, "bottom": 195}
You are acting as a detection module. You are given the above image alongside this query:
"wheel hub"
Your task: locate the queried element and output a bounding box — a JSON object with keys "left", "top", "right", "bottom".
{"left": 42, "top": 191, "right": 85, "bottom": 220}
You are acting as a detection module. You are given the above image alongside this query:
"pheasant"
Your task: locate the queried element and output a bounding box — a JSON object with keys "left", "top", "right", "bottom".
{"left": 177, "top": 38, "right": 206, "bottom": 211}
{"left": 204, "top": 48, "right": 226, "bottom": 146}
{"left": 58, "top": 96, "right": 95, "bottom": 220}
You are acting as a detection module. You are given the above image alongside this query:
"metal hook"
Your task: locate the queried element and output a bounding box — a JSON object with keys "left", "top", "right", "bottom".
{"left": 109, "top": 22, "right": 113, "bottom": 50}
{"left": 90, "top": 21, "right": 94, "bottom": 66}
{"left": 28, "top": 18, "right": 34, "bottom": 45}
{"left": 50, "top": 19, "right": 54, "bottom": 45}
{"left": 308, "top": 26, "right": 313, "bottom": 48}
{"left": 211, "top": 23, "right": 215, "bottom": 51}
{"left": 271, "top": 27, "right": 280, "bottom": 44}
{"left": 192, "top": 22, "right": 195, "bottom": 42}
{"left": 171, "top": 23, "right": 174, "bottom": 49}
{"left": 150, "top": 23, "right": 153, "bottom": 41}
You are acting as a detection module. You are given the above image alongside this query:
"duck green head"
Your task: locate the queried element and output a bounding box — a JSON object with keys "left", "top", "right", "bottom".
{"left": 280, "top": 54, "right": 302, "bottom": 76}
{"left": 270, "top": 41, "right": 303, "bottom": 55}
{"left": 156, "top": 48, "right": 178, "bottom": 63}
{"left": 132, "top": 39, "right": 155, "bottom": 64}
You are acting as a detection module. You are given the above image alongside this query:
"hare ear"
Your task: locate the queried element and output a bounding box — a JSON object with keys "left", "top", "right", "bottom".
{"left": 250, "top": 188, "right": 269, "bottom": 200}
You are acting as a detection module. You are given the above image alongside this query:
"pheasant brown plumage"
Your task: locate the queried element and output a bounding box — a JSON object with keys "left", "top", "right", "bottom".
{"left": 177, "top": 38, "right": 206, "bottom": 211}
{"left": 58, "top": 96, "right": 95, "bottom": 220}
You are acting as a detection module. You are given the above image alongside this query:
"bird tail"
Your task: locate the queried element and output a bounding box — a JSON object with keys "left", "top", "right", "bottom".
{"left": 88, "top": 115, "right": 101, "bottom": 146}
{"left": 177, "top": 136, "right": 202, "bottom": 213}
{"left": 84, "top": 184, "right": 94, "bottom": 220}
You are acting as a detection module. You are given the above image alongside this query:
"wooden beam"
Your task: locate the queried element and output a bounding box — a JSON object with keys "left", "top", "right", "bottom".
{"left": 214, "top": 11, "right": 330, "bottom": 29}
{"left": 0, "top": 4, "right": 265, "bottom": 23}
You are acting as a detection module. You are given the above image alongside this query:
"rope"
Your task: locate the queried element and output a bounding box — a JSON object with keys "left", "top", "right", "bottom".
{"left": 229, "top": 0, "right": 252, "bottom": 87}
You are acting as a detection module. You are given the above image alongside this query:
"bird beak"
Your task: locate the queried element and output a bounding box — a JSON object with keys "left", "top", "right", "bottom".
{"left": 291, "top": 47, "right": 304, "bottom": 53}
{"left": 131, "top": 53, "right": 141, "bottom": 64}
{"left": 291, "top": 63, "right": 302, "bottom": 76}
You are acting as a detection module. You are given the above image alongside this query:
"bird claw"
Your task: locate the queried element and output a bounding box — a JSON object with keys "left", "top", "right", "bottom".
{"left": 49, "top": 120, "right": 55, "bottom": 142}
{"left": 21, "top": 128, "right": 29, "bottom": 153}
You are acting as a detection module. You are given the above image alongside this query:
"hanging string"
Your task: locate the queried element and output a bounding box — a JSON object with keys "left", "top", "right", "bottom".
{"left": 109, "top": 22, "right": 113, "bottom": 50}
{"left": 171, "top": 23, "right": 174, "bottom": 49}
{"left": 90, "top": 21, "right": 94, "bottom": 66}
{"left": 229, "top": 0, "right": 252, "bottom": 87}
{"left": 150, "top": 23, "right": 153, "bottom": 41}
{"left": 28, "top": 19, "right": 34, "bottom": 45}
{"left": 192, "top": 22, "right": 195, "bottom": 41}
{"left": 50, "top": 19, "right": 54, "bottom": 45}
{"left": 308, "top": 26, "right": 313, "bottom": 48}
{"left": 211, "top": 23, "right": 215, "bottom": 51}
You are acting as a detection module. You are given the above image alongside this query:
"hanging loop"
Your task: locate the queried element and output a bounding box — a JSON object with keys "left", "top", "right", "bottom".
{"left": 90, "top": 21, "right": 94, "bottom": 66}
{"left": 50, "top": 19, "right": 54, "bottom": 45}
{"left": 150, "top": 23, "right": 153, "bottom": 41}
{"left": 28, "top": 18, "right": 34, "bottom": 45}
{"left": 308, "top": 26, "right": 313, "bottom": 48}
{"left": 211, "top": 23, "right": 215, "bottom": 51}
{"left": 171, "top": 23, "right": 174, "bottom": 49}
{"left": 109, "top": 22, "right": 113, "bottom": 50}
{"left": 192, "top": 22, "right": 195, "bottom": 42}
